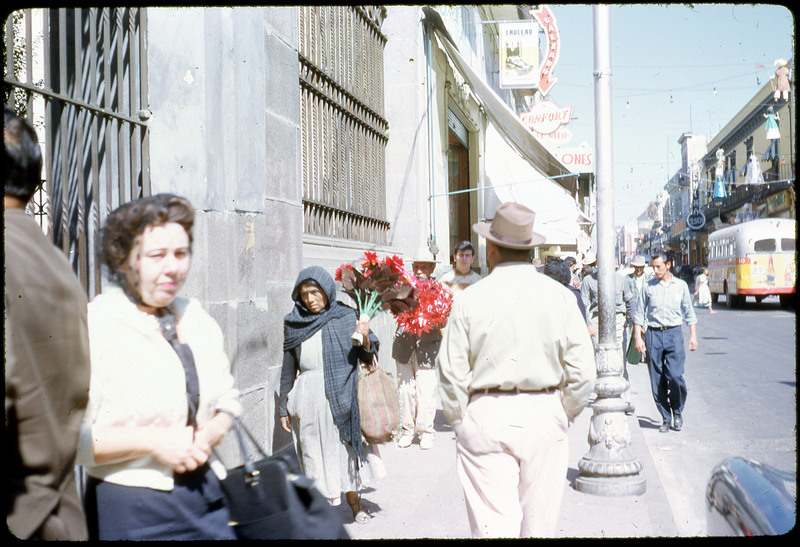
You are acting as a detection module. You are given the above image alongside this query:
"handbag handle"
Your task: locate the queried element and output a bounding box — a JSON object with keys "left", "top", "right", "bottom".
{"left": 217, "top": 411, "right": 268, "bottom": 487}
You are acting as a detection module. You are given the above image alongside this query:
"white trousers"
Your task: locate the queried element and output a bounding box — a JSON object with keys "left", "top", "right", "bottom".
{"left": 396, "top": 353, "right": 437, "bottom": 437}
{"left": 456, "top": 391, "right": 569, "bottom": 538}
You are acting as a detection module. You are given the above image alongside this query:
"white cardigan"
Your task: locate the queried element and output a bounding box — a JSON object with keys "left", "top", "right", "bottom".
{"left": 77, "top": 285, "right": 241, "bottom": 491}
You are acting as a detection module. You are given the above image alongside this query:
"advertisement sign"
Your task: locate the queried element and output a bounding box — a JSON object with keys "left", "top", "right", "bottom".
{"left": 533, "top": 127, "right": 572, "bottom": 147}
{"left": 555, "top": 148, "right": 593, "bottom": 172}
{"left": 519, "top": 100, "right": 572, "bottom": 134}
{"left": 499, "top": 22, "right": 539, "bottom": 89}
{"left": 531, "top": 5, "right": 560, "bottom": 96}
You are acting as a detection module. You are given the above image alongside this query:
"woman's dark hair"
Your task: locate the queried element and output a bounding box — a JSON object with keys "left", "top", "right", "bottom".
{"left": 101, "top": 194, "right": 195, "bottom": 282}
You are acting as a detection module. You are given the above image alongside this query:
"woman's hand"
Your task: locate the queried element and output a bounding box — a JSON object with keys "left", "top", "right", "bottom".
{"left": 193, "top": 411, "right": 234, "bottom": 457}
{"left": 354, "top": 317, "right": 371, "bottom": 350}
{"left": 280, "top": 415, "right": 292, "bottom": 434}
{"left": 149, "top": 426, "right": 209, "bottom": 474}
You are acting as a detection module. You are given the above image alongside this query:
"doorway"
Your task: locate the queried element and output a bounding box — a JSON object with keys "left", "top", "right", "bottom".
{"left": 448, "top": 131, "right": 470, "bottom": 255}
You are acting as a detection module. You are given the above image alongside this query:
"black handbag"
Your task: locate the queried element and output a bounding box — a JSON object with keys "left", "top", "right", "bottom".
{"left": 217, "top": 418, "right": 350, "bottom": 540}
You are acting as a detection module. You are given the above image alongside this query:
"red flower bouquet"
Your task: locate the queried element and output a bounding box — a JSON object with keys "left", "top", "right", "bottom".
{"left": 336, "top": 252, "right": 417, "bottom": 345}
{"left": 392, "top": 276, "right": 453, "bottom": 336}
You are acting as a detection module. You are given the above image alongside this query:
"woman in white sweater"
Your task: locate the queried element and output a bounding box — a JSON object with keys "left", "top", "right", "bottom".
{"left": 77, "top": 194, "right": 241, "bottom": 540}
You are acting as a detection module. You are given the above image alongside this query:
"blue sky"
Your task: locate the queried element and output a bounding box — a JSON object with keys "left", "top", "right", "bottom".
{"left": 537, "top": 4, "right": 794, "bottom": 226}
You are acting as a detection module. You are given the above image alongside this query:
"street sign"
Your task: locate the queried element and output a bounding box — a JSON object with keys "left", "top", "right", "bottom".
{"left": 687, "top": 211, "right": 706, "bottom": 231}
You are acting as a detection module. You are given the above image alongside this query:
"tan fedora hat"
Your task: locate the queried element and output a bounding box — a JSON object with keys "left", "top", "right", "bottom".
{"left": 630, "top": 255, "right": 647, "bottom": 267}
{"left": 472, "top": 202, "right": 546, "bottom": 250}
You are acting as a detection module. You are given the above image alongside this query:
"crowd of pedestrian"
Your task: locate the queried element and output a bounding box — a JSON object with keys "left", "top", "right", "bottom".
{"left": 6, "top": 109, "right": 710, "bottom": 540}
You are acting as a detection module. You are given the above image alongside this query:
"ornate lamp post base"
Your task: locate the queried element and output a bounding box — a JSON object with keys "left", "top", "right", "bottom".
{"left": 575, "top": 343, "right": 646, "bottom": 496}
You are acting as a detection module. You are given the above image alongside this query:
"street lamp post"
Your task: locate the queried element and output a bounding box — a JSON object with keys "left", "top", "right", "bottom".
{"left": 575, "top": 5, "right": 646, "bottom": 496}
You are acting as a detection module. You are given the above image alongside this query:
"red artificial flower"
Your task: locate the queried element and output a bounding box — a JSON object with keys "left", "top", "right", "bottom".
{"left": 393, "top": 277, "right": 453, "bottom": 336}
{"left": 335, "top": 263, "right": 355, "bottom": 282}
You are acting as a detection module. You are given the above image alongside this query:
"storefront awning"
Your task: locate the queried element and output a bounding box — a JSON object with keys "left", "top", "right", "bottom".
{"left": 422, "top": 7, "right": 584, "bottom": 246}
{"left": 484, "top": 123, "right": 583, "bottom": 245}
{"left": 423, "top": 7, "right": 575, "bottom": 194}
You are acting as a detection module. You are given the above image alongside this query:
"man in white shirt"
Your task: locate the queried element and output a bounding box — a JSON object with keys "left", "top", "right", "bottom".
{"left": 438, "top": 240, "right": 481, "bottom": 293}
{"left": 632, "top": 252, "right": 698, "bottom": 433}
{"left": 437, "top": 203, "right": 596, "bottom": 538}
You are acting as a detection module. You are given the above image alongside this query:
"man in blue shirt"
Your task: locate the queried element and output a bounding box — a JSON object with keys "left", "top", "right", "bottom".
{"left": 632, "top": 252, "right": 698, "bottom": 433}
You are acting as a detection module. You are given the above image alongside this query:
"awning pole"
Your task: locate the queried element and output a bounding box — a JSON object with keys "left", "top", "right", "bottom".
{"left": 424, "top": 20, "right": 439, "bottom": 257}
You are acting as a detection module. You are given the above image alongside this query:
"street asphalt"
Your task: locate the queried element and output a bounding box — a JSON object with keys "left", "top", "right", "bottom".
{"left": 336, "top": 358, "right": 687, "bottom": 540}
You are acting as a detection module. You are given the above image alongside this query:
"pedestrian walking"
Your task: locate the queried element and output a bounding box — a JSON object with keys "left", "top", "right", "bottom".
{"left": 632, "top": 252, "right": 698, "bottom": 433}
{"left": 392, "top": 246, "right": 442, "bottom": 450}
{"left": 543, "top": 257, "right": 587, "bottom": 323}
{"left": 4, "top": 108, "right": 91, "bottom": 541}
{"left": 693, "top": 267, "right": 716, "bottom": 314}
{"left": 582, "top": 254, "right": 630, "bottom": 410}
{"left": 563, "top": 255, "right": 582, "bottom": 289}
{"left": 77, "top": 194, "right": 242, "bottom": 540}
{"left": 279, "top": 266, "right": 384, "bottom": 524}
{"left": 437, "top": 202, "right": 596, "bottom": 538}
{"left": 622, "top": 255, "right": 652, "bottom": 364}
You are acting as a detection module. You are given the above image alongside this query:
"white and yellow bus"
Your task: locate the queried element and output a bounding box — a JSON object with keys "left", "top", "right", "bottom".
{"left": 707, "top": 218, "right": 796, "bottom": 308}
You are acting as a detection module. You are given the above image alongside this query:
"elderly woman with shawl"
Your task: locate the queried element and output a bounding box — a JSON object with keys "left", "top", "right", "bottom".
{"left": 278, "top": 266, "right": 384, "bottom": 524}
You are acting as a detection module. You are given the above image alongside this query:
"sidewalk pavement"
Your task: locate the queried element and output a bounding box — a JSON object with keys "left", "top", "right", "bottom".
{"left": 338, "top": 363, "right": 682, "bottom": 540}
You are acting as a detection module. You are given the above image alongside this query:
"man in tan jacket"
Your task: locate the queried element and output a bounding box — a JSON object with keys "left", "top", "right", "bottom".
{"left": 4, "top": 108, "right": 91, "bottom": 540}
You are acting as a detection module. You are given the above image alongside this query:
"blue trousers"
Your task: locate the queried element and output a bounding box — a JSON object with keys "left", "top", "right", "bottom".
{"left": 644, "top": 327, "right": 687, "bottom": 422}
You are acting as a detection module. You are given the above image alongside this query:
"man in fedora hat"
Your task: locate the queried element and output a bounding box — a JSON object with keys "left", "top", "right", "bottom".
{"left": 437, "top": 202, "right": 595, "bottom": 538}
{"left": 392, "top": 244, "right": 442, "bottom": 450}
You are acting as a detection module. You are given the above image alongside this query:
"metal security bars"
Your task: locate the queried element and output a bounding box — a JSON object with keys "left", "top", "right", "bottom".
{"left": 4, "top": 8, "right": 149, "bottom": 297}
{"left": 298, "top": 6, "right": 389, "bottom": 245}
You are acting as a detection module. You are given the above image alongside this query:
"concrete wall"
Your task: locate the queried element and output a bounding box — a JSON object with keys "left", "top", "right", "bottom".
{"left": 146, "top": 6, "right": 301, "bottom": 453}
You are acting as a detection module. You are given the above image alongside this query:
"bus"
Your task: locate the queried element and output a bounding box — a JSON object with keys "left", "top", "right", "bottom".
{"left": 707, "top": 218, "right": 796, "bottom": 308}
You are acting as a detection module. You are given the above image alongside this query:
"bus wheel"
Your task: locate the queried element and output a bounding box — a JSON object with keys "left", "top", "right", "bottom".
{"left": 779, "top": 294, "right": 794, "bottom": 309}
{"left": 725, "top": 285, "right": 738, "bottom": 309}
{"left": 711, "top": 292, "right": 719, "bottom": 304}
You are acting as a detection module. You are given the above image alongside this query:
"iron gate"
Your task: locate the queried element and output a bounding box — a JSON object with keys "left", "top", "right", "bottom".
{"left": 4, "top": 7, "right": 150, "bottom": 298}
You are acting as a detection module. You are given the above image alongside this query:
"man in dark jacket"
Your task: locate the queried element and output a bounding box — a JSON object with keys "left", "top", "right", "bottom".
{"left": 392, "top": 245, "right": 441, "bottom": 450}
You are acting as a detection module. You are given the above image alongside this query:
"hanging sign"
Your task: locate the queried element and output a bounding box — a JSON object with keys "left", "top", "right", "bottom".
{"left": 519, "top": 100, "right": 572, "bottom": 134}
{"left": 534, "top": 127, "right": 572, "bottom": 147}
{"left": 554, "top": 146, "right": 594, "bottom": 173}
{"left": 499, "top": 22, "right": 539, "bottom": 89}
{"left": 686, "top": 211, "right": 706, "bottom": 231}
{"left": 531, "top": 5, "right": 560, "bottom": 97}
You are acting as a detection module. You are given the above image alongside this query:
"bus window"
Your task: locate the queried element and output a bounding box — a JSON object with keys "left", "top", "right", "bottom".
{"left": 753, "top": 238, "right": 777, "bottom": 252}
{"left": 781, "top": 238, "right": 795, "bottom": 252}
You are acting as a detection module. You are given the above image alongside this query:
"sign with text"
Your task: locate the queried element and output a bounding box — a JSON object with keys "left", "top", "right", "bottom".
{"left": 519, "top": 100, "right": 573, "bottom": 135}
{"left": 531, "top": 5, "right": 560, "bottom": 96}
{"left": 553, "top": 146, "right": 594, "bottom": 173}
{"left": 499, "top": 22, "right": 539, "bottom": 89}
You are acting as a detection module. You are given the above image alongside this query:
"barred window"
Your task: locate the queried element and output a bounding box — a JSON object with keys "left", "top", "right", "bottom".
{"left": 298, "top": 6, "right": 389, "bottom": 245}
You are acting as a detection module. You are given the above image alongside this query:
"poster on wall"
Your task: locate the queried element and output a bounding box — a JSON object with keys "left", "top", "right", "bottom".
{"left": 499, "top": 21, "right": 539, "bottom": 89}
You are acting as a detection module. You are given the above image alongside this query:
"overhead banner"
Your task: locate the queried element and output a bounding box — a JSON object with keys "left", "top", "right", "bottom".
{"left": 499, "top": 22, "right": 539, "bottom": 89}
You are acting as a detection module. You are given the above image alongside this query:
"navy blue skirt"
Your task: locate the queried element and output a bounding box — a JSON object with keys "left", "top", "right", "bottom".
{"left": 84, "top": 464, "right": 236, "bottom": 540}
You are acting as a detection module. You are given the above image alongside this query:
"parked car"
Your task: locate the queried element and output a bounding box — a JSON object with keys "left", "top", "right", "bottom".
{"left": 706, "top": 457, "right": 796, "bottom": 536}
